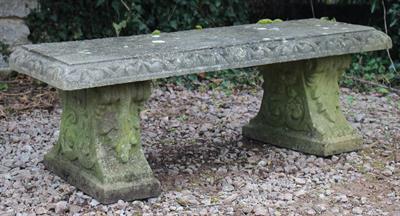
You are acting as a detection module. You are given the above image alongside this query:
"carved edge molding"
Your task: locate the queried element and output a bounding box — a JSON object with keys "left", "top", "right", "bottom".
{"left": 9, "top": 29, "right": 392, "bottom": 91}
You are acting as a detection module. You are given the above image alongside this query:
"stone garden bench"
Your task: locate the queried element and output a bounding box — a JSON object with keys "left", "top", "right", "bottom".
{"left": 9, "top": 19, "right": 391, "bottom": 203}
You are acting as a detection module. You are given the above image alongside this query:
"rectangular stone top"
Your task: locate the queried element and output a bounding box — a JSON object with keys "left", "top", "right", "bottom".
{"left": 10, "top": 19, "right": 392, "bottom": 90}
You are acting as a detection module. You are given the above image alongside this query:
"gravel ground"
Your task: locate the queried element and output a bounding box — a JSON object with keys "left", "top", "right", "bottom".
{"left": 1, "top": 85, "right": 399, "bottom": 216}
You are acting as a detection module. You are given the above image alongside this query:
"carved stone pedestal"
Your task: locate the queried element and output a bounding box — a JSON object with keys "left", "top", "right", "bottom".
{"left": 44, "top": 81, "right": 160, "bottom": 204}
{"left": 243, "top": 55, "right": 362, "bottom": 156}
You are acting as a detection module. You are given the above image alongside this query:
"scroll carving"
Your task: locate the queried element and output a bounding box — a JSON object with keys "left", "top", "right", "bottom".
{"left": 258, "top": 63, "right": 309, "bottom": 132}
{"left": 51, "top": 81, "right": 152, "bottom": 172}
{"left": 250, "top": 55, "right": 355, "bottom": 139}
{"left": 55, "top": 91, "right": 96, "bottom": 169}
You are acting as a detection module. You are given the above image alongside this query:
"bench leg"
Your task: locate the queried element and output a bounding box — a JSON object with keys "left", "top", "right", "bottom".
{"left": 243, "top": 55, "right": 362, "bottom": 156}
{"left": 44, "top": 81, "right": 160, "bottom": 204}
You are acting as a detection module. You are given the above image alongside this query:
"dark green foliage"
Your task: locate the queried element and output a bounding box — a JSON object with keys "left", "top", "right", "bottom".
{"left": 348, "top": 1, "right": 400, "bottom": 89}
{"left": 158, "top": 68, "right": 263, "bottom": 91}
{"left": 386, "top": 1, "right": 400, "bottom": 61}
{"left": 25, "top": 0, "right": 399, "bottom": 90}
{"left": 342, "top": 53, "right": 399, "bottom": 89}
{"left": 317, "top": 1, "right": 400, "bottom": 89}
{"left": 364, "top": 0, "right": 399, "bottom": 61}
{"left": 26, "top": 0, "right": 252, "bottom": 89}
{"left": 316, "top": 0, "right": 400, "bottom": 90}
{"left": 0, "top": 83, "right": 8, "bottom": 91}
{"left": 27, "top": 0, "right": 249, "bottom": 42}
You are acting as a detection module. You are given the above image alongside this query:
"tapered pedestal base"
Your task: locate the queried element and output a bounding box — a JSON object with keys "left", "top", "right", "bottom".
{"left": 243, "top": 55, "right": 362, "bottom": 156}
{"left": 44, "top": 154, "right": 160, "bottom": 204}
{"left": 44, "top": 81, "right": 161, "bottom": 203}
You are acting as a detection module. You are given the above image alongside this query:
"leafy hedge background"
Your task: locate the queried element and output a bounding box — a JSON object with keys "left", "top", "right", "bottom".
{"left": 26, "top": 0, "right": 399, "bottom": 91}
{"left": 27, "top": 0, "right": 255, "bottom": 90}
{"left": 27, "top": 0, "right": 248, "bottom": 42}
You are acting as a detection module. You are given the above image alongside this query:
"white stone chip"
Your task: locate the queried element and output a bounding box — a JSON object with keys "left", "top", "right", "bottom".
{"left": 152, "top": 40, "right": 165, "bottom": 44}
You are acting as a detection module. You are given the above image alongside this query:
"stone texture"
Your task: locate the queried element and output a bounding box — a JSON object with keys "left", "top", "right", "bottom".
{"left": 0, "top": 0, "right": 38, "bottom": 18}
{"left": 9, "top": 19, "right": 392, "bottom": 90}
{"left": 44, "top": 81, "right": 161, "bottom": 204}
{"left": 0, "top": 0, "right": 36, "bottom": 74}
{"left": 0, "top": 19, "right": 30, "bottom": 47}
{"left": 243, "top": 55, "right": 362, "bottom": 156}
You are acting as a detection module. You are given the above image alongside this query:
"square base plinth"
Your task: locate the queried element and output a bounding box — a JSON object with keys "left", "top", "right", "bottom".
{"left": 44, "top": 154, "right": 161, "bottom": 204}
{"left": 243, "top": 124, "right": 363, "bottom": 156}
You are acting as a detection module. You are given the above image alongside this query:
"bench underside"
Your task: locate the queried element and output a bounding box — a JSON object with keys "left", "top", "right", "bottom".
{"left": 43, "top": 55, "right": 362, "bottom": 203}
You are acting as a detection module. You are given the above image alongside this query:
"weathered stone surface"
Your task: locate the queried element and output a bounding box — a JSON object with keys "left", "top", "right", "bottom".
{"left": 243, "top": 55, "right": 362, "bottom": 156}
{"left": 10, "top": 19, "right": 392, "bottom": 90}
{"left": 0, "top": 0, "right": 38, "bottom": 18}
{"left": 44, "top": 81, "right": 161, "bottom": 204}
{"left": 0, "top": 19, "right": 30, "bottom": 46}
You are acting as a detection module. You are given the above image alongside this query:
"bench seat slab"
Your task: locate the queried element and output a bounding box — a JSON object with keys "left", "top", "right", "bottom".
{"left": 243, "top": 55, "right": 362, "bottom": 156}
{"left": 44, "top": 81, "right": 160, "bottom": 204}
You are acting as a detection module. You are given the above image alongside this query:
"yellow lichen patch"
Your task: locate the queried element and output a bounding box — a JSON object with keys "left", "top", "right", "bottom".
{"left": 320, "top": 17, "right": 337, "bottom": 22}
{"left": 257, "top": 18, "right": 283, "bottom": 25}
{"left": 152, "top": 29, "right": 161, "bottom": 36}
{"left": 257, "top": 19, "right": 273, "bottom": 25}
